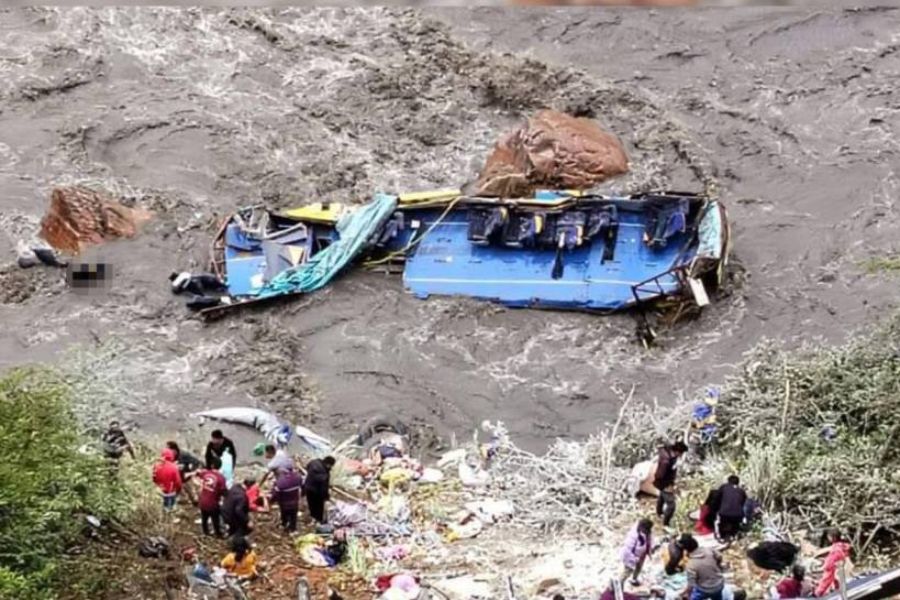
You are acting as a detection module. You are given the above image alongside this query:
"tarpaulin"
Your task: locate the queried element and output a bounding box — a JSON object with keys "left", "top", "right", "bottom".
{"left": 256, "top": 193, "right": 398, "bottom": 298}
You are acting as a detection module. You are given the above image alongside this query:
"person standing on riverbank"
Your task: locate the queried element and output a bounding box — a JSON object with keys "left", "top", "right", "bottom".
{"left": 620, "top": 518, "right": 654, "bottom": 584}
{"left": 303, "top": 456, "right": 335, "bottom": 524}
{"left": 205, "top": 430, "right": 237, "bottom": 469}
{"left": 259, "top": 444, "right": 294, "bottom": 487}
{"left": 222, "top": 479, "right": 252, "bottom": 537}
{"left": 197, "top": 456, "right": 227, "bottom": 537}
{"left": 271, "top": 466, "right": 303, "bottom": 532}
{"left": 166, "top": 441, "right": 203, "bottom": 505}
{"left": 152, "top": 448, "right": 183, "bottom": 512}
{"left": 102, "top": 420, "right": 135, "bottom": 474}
{"left": 654, "top": 441, "right": 688, "bottom": 527}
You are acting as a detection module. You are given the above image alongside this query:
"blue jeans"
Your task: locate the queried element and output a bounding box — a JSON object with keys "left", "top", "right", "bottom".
{"left": 690, "top": 588, "right": 723, "bottom": 600}
{"left": 162, "top": 492, "right": 177, "bottom": 511}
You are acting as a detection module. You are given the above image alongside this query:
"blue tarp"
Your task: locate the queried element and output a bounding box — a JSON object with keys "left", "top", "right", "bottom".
{"left": 255, "top": 193, "right": 398, "bottom": 298}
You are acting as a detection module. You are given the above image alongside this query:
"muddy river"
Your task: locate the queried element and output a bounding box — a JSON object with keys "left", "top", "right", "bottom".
{"left": 0, "top": 6, "right": 897, "bottom": 451}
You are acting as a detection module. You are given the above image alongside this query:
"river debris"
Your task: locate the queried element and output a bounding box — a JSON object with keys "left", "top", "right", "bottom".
{"left": 183, "top": 188, "right": 729, "bottom": 326}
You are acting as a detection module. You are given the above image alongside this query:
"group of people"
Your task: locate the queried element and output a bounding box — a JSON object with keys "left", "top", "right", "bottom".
{"left": 104, "top": 421, "right": 338, "bottom": 582}
{"left": 623, "top": 439, "right": 855, "bottom": 599}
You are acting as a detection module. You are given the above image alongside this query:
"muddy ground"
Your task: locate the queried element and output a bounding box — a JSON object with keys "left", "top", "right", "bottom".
{"left": 0, "top": 6, "right": 898, "bottom": 451}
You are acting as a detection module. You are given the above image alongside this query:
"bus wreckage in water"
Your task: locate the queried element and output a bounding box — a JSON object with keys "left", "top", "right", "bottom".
{"left": 189, "top": 189, "right": 730, "bottom": 325}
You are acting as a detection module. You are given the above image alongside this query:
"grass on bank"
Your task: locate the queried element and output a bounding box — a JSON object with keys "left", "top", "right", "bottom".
{"left": 0, "top": 367, "right": 159, "bottom": 600}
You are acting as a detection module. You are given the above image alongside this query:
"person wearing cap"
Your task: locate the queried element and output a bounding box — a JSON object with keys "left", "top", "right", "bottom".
{"left": 152, "top": 448, "right": 183, "bottom": 511}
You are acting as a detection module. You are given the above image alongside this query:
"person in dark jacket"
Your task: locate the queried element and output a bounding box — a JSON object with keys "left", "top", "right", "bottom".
{"left": 205, "top": 430, "right": 237, "bottom": 469}
{"left": 166, "top": 441, "right": 203, "bottom": 504}
{"left": 653, "top": 441, "right": 688, "bottom": 527}
{"left": 714, "top": 475, "right": 747, "bottom": 541}
{"left": 222, "top": 479, "right": 252, "bottom": 537}
{"left": 102, "top": 420, "right": 135, "bottom": 475}
{"left": 664, "top": 533, "right": 696, "bottom": 575}
{"left": 303, "top": 456, "right": 335, "bottom": 524}
{"left": 271, "top": 467, "right": 303, "bottom": 532}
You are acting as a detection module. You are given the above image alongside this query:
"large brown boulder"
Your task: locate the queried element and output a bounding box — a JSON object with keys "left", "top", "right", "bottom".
{"left": 475, "top": 110, "right": 629, "bottom": 198}
{"left": 510, "top": 0, "right": 694, "bottom": 5}
{"left": 40, "top": 186, "right": 152, "bottom": 254}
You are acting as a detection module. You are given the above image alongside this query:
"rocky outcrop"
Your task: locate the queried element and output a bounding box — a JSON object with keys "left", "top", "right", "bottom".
{"left": 39, "top": 186, "right": 152, "bottom": 254}
{"left": 475, "top": 110, "right": 629, "bottom": 198}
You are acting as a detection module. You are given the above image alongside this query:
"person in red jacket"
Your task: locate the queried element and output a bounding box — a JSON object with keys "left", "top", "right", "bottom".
{"left": 153, "top": 448, "right": 183, "bottom": 512}
{"left": 815, "top": 530, "right": 852, "bottom": 597}
{"left": 197, "top": 456, "right": 227, "bottom": 536}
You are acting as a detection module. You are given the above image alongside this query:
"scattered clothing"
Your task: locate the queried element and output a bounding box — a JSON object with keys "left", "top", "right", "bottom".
{"left": 815, "top": 541, "right": 852, "bottom": 597}
{"left": 222, "top": 485, "right": 251, "bottom": 537}
{"left": 746, "top": 542, "right": 800, "bottom": 572}
{"left": 221, "top": 550, "right": 258, "bottom": 579}
{"left": 205, "top": 436, "right": 238, "bottom": 470}
{"left": 271, "top": 469, "right": 303, "bottom": 532}
{"left": 696, "top": 489, "right": 720, "bottom": 535}
{"left": 686, "top": 547, "right": 725, "bottom": 599}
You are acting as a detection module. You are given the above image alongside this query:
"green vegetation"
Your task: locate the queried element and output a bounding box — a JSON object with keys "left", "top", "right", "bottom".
{"left": 716, "top": 314, "right": 900, "bottom": 550}
{"left": 862, "top": 255, "right": 900, "bottom": 273}
{"left": 0, "top": 368, "right": 131, "bottom": 600}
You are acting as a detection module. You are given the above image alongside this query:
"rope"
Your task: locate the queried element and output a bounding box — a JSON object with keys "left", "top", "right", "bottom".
{"left": 363, "top": 196, "right": 462, "bottom": 268}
